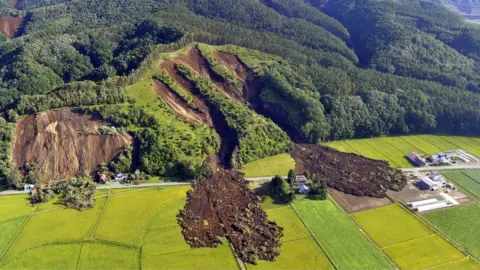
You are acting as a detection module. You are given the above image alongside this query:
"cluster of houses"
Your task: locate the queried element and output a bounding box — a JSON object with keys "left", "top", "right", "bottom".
{"left": 408, "top": 149, "right": 479, "bottom": 167}
{"left": 418, "top": 173, "right": 456, "bottom": 191}
{"left": 292, "top": 175, "right": 311, "bottom": 194}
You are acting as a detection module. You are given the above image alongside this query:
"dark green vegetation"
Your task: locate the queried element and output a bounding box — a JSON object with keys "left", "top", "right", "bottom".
{"left": 270, "top": 176, "right": 295, "bottom": 203}
{"left": 2, "top": 0, "right": 480, "bottom": 181}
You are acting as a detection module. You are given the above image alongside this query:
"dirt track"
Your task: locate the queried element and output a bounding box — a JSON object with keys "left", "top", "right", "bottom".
{"left": 177, "top": 169, "right": 282, "bottom": 264}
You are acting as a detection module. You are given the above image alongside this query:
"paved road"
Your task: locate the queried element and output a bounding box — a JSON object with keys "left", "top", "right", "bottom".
{"left": 401, "top": 164, "right": 480, "bottom": 172}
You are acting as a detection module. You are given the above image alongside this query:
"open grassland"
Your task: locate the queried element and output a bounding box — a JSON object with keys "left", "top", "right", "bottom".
{"left": 352, "top": 204, "right": 432, "bottom": 248}
{"left": 0, "top": 195, "right": 35, "bottom": 222}
{"left": 424, "top": 204, "right": 480, "bottom": 261}
{"left": 443, "top": 171, "right": 480, "bottom": 199}
{"left": 383, "top": 235, "right": 464, "bottom": 270}
{"left": 1, "top": 243, "right": 82, "bottom": 270}
{"left": 247, "top": 204, "right": 333, "bottom": 270}
{"left": 325, "top": 135, "right": 480, "bottom": 168}
{"left": 352, "top": 204, "right": 470, "bottom": 269}
{"left": 240, "top": 153, "right": 295, "bottom": 177}
{"left": 78, "top": 242, "right": 139, "bottom": 270}
{"left": 292, "top": 198, "right": 394, "bottom": 270}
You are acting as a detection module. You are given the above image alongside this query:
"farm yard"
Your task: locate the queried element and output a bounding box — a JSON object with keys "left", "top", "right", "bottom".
{"left": 324, "top": 135, "right": 480, "bottom": 168}
{"left": 351, "top": 204, "right": 471, "bottom": 270}
{"left": 423, "top": 204, "right": 480, "bottom": 262}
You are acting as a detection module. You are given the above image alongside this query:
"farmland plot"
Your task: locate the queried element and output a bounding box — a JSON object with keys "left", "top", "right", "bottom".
{"left": 0, "top": 195, "right": 35, "bottom": 222}
{"left": 443, "top": 172, "right": 480, "bottom": 199}
{"left": 0, "top": 217, "right": 27, "bottom": 256}
{"left": 363, "top": 139, "right": 411, "bottom": 167}
{"left": 240, "top": 153, "right": 295, "bottom": 177}
{"left": 380, "top": 137, "right": 424, "bottom": 156}
{"left": 324, "top": 141, "right": 358, "bottom": 154}
{"left": 440, "top": 136, "right": 480, "bottom": 158}
{"left": 292, "top": 198, "right": 394, "bottom": 269}
{"left": 78, "top": 242, "right": 139, "bottom": 270}
{"left": 417, "top": 135, "right": 458, "bottom": 151}
{"left": 353, "top": 204, "right": 468, "bottom": 269}
{"left": 399, "top": 136, "right": 441, "bottom": 155}
{"left": 344, "top": 139, "right": 390, "bottom": 163}
{"left": 424, "top": 204, "right": 480, "bottom": 261}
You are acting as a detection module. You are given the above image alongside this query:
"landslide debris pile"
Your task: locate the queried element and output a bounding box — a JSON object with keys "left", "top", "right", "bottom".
{"left": 13, "top": 109, "right": 132, "bottom": 182}
{"left": 292, "top": 144, "right": 406, "bottom": 198}
{"left": 177, "top": 169, "right": 283, "bottom": 264}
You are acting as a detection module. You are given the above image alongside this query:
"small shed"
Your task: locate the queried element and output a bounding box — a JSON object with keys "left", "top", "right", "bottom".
{"left": 299, "top": 185, "right": 310, "bottom": 194}
{"left": 294, "top": 175, "right": 308, "bottom": 186}
{"left": 99, "top": 173, "right": 107, "bottom": 183}
{"left": 23, "top": 184, "right": 34, "bottom": 192}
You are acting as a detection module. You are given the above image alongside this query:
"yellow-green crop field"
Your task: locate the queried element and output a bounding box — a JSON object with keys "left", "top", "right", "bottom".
{"left": 352, "top": 204, "right": 471, "bottom": 269}
{"left": 443, "top": 171, "right": 480, "bottom": 199}
{"left": 424, "top": 204, "right": 480, "bottom": 262}
{"left": 0, "top": 186, "right": 245, "bottom": 270}
{"left": 324, "top": 135, "right": 480, "bottom": 168}
{"left": 240, "top": 153, "right": 295, "bottom": 178}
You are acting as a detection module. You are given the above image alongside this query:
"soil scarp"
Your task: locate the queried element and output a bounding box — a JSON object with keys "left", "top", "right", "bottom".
{"left": 292, "top": 143, "right": 407, "bottom": 198}
{"left": 177, "top": 169, "right": 283, "bottom": 264}
{"left": 0, "top": 15, "right": 24, "bottom": 38}
{"left": 12, "top": 109, "right": 132, "bottom": 182}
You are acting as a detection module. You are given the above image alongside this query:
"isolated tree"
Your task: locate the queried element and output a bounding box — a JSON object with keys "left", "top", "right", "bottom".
{"left": 287, "top": 169, "right": 295, "bottom": 185}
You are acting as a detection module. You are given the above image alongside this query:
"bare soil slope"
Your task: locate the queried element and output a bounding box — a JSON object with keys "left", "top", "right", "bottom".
{"left": 12, "top": 110, "right": 132, "bottom": 182}
{"left": 177, "top": 169, "right": 283, "bottom": 264}
{"left": 292, "top": 143, "right": 406, "bottom": 198}
{"left": 0, "top": 15, "right": 23, "bottom": 38}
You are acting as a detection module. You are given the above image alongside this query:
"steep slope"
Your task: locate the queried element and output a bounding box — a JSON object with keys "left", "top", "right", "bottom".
{"left": 12, "top": 109, "right": 132, "bottom": 182}
{"left": 0, "top": 15, "right": 23, "bottom": 38}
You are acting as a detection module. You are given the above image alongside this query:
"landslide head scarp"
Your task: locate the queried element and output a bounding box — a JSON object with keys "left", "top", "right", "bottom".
{"left": 0, "top": 15, "right": 24, "bottom": 38}
{"left": 12, "top": 109, "right": 132, "bottom": 182}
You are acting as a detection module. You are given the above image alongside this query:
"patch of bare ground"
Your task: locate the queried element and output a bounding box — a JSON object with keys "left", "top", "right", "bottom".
{"left": 212, "top": 51, "right": 248, "bottom": 82}
{"left": 292, "top": 143, "right": 407, "bottom": 198}
{"left": 177, "top": 169, "right": 283, "bottom": 264}
{"left": 329, "top": 188, "right": 392, "bottom": 213}
{"left": 153, "top": 79, "right": 211, "bottom": 126}
{"left": 0, "top": 15, "right": 23, "bottom": 38}
{"left": 12, "top": 109, "right": 132, "bottom": 182}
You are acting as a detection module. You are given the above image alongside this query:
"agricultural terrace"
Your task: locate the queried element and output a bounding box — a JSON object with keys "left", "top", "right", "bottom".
{"left": 0, "top": 187, "right": 244, "bottom": 270}
{"left": 352, "top": 204, "right": 469, "bottom": 269}
{"left": 240, "top": 153, "right": 295, "bottom": 178}
{"left": 292, "top": 198, "right": 394, "bottom": 269}
{"left": 443, "top": 171, "right": 480, "bottom": 199}
{"left": 325, "top": 135, "right": 480, "bottom": 168}
{"left": 424, "top": 204, "right": 480, "bottom": 262}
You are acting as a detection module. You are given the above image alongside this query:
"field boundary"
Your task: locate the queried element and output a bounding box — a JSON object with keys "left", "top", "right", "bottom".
{"left": 363, "top": 139, "right": 401, "bottom": 168}
{"left": 329, "top": 195, "right": 398, "bottom": 269}
{"left": 289, "top": 198, "right": 338, "bottom": 270}
{"left": 89, "top": 193, "right": 111, "bottom": 239}
{"left": 75, "top": 242, "right": 85, "bottom": 270}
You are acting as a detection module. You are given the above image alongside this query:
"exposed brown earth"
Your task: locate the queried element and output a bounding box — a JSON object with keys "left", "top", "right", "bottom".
{"left": 212, "top": 51, "right": 248, "bottom": 82}
{"left": 292, "top": 143, "right": 407, "bottom": 198}
{"left": 9, "top": 0, "right": 19, "bottom": 9}
{"left": 12, "top": 110, "right": 132, "bottom": 182}
{"left": 329, "top": 188, "right": 392, "bottom": 213}
{"left": 177, "top": 169, "right": 283, "bottom": 264}
{"left": 153, "top": 80, "right": 212, "bottom": 126}
{"left": 0, "top": 15, "right": 23, "bottom": 38}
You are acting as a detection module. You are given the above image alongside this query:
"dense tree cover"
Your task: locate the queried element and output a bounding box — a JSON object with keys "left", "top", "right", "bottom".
{"left": 270, "top": 175, "right": 295, "bottom": 203}
{"left": 52, "top": 177, "right": 97, "bottom": 210}
{"left": 0, "top": 121, "right": 14, "bottom": 187}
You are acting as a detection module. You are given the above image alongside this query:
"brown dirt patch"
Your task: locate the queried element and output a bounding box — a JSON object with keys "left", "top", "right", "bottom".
{"left": 329, "top": 188, "right": 392, "bottom": 213}
{"left": 177, "top": 169, "right": 283, "bottom": 264}
{"left": 153, "top": 80, "right": 212, "bottom": 126}
{"left": 12, "top": 109, "right": 132, "bottom": 182}
{"left": 292, "top": 143, "right": 407, "bottom": 198}
{"left": 0, "top": 15, "right": 23, "bottom": 38}
{"left": 212, "top": 51, "right": 249, "bottom": 82}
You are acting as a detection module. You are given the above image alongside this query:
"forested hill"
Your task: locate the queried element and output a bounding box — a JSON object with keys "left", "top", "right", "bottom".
{"left": 2, "top": 0, "right": 480, "bottom": 139}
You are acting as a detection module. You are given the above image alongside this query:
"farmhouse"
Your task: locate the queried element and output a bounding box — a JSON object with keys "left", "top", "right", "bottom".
{"left": 407, "top": 152, "right": 426, "bottom": 167}
{"left": 299, "top": 184, "right": 310, "bottom": 194}
{"left": 418, "top": 176, "right": 440, "bottom": 191}
{"left": 294, "top": 175, "right": 308, "bottom": 186}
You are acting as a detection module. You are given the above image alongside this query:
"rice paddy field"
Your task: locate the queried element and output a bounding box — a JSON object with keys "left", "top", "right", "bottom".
{"left": 443, "top": 171, "right": 480, "bottom": 199}
{"left": 291, "top": 198, "right": 394, "bottom": 270}
{"left": 423, "top": 204, "right": 480, "bottom": 262}
{"left": 240, "top": 153, "right": 295, "bottom": 178}
{"left": 352, "top": 204, "right": 470, "bottom": 270}
{"left": 324, "top": 135, "right": 480, "bottom": 168}
{"left": 0, "top": 186, "right": 244, "bottom": 270}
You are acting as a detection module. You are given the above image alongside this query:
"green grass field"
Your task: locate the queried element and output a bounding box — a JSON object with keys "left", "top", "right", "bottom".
{"left": 352, "top": 204, "right": 470, "bottom": 269}
{"left": 424, "top": 204, "right": 480, "bottom": 261}
{"left": 443, "top": 171, "right": 480, "bottom": 199}
{"left": 240, "top": 153, "right": 295, "bottom": 177}
{"left": 0, "top": 186, "right": 244, "bottom": 269}
{"left": 325, "top": 135, "right": 480, "bottom": 168}
{"left": 292, "top": 198, "right": 394, "bottom": 270}
{"left": 0, "top": 195, "right": 35, "bottom": 222}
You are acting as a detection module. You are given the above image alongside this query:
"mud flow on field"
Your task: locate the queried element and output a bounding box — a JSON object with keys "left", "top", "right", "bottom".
{"left": 0, "top": 15, "right": 24, "bottom": 38}
{"left": 177, "top": 169, "right": 282, "bottom": 264}
{"left": 292, "top": 143, "right": 407, "bottom": 198}
{"left": 329, "top": 188, "right": 392, "bottom": 213}
{"left": 12, "top": 109, "right": 132, "bottom": 182}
